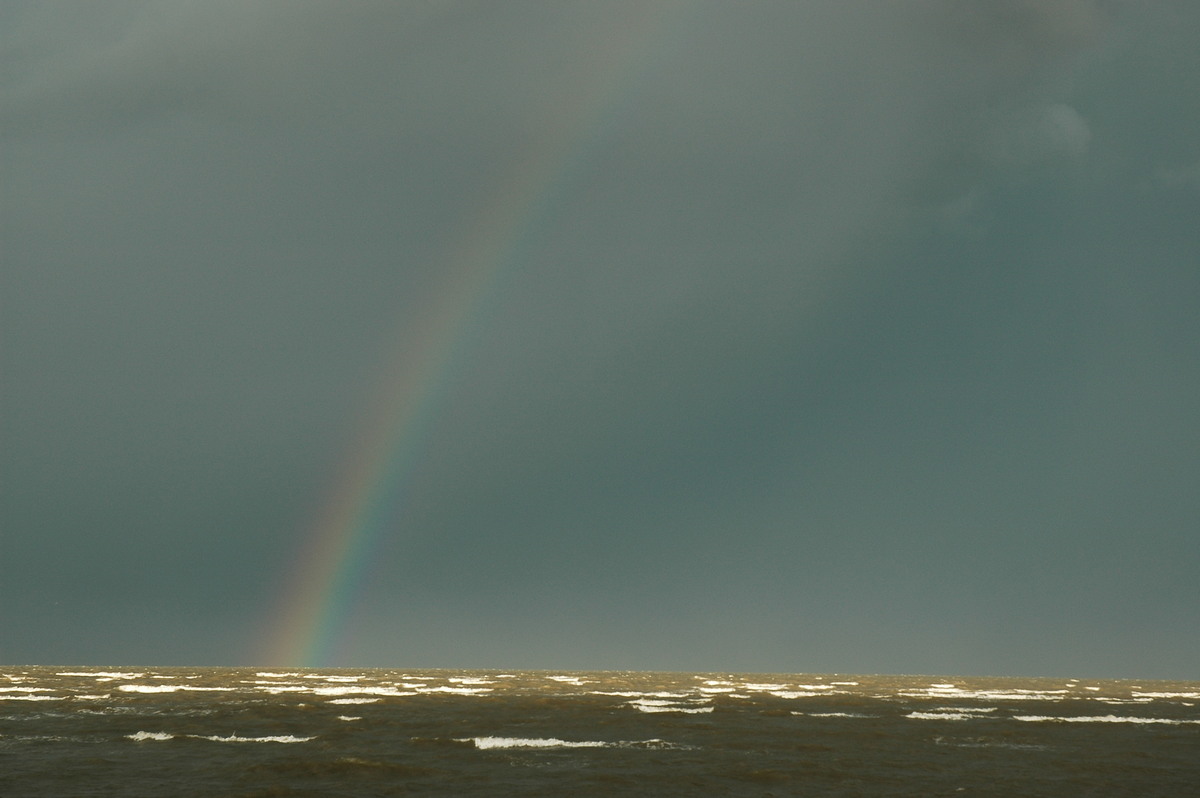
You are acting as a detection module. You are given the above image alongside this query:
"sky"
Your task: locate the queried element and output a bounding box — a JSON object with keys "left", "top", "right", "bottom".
{"left": 2, "top": 1, "right": 1198, "bottom": 679}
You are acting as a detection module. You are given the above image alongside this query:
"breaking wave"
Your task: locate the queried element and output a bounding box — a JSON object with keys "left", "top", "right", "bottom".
{"left": 462, "top": 736, "right": 688, "bottom": 750}
{"left": 127, "top": 730, "right": 314, "bottom": 742}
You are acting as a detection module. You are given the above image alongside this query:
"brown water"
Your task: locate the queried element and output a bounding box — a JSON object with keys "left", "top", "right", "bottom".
{"left": 2, "top": 667, "right": 1197, "bottom": 796}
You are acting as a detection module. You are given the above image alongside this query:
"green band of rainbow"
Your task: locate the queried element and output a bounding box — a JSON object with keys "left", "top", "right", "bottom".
{"left": 263, "top": 4, "right": 689, "bottom": 667}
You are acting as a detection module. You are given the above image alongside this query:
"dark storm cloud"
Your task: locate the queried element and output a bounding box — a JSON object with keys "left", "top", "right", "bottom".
{"left": 2, "top": 1, "right": 1197, "bottom": 677}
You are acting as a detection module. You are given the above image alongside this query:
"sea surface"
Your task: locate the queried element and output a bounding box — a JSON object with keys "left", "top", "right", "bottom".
{"left": 1, "top": 668, "right": 1197, "bottom": 796}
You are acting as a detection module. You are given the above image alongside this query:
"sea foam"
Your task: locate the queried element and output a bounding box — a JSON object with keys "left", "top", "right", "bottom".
{"left": 463, "top": 736, "right": 687, "bottom": 750}
{"left": 117, "top": 685, "right": 235, "bottom": 693}
{"left": 126, "top": 730, "right": 315, "bottom": 742}
{"left": 197, "top": 734, "right": 315, "bottom": 743}
{"left": 1014, "top": 715, "right": 1200, "bottom": 725}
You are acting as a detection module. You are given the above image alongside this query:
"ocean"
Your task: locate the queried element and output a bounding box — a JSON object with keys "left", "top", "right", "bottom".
{"left": 1, "top": 668, "right": 1196, "bottom": 796}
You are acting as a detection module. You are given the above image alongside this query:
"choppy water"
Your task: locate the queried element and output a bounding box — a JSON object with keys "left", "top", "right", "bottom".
{"left": 2, "top": 668, "right": 1197, "bottom": 796}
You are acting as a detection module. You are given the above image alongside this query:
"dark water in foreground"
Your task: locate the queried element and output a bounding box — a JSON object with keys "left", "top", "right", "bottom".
{"left": 2, "top": 668, "right": 1197, "bottom": 796}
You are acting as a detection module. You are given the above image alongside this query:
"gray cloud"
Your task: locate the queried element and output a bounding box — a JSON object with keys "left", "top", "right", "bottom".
{"left": 2, "top": 1, "right": 1197, "bottom": 677}
{"left": 982, "top": 102, "right": 1092, "bottom": 166}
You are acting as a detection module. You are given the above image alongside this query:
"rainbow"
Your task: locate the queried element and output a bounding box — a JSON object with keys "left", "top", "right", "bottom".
{"left": 264, "top": 5, "right": 690, "bottom": 667}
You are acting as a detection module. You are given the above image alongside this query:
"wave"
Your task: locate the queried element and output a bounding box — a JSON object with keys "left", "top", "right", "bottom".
{"left": 1014, "top": 715, "right": 1200, "bottom": 725}
{"left": 899, "top": 687, "right": 1070, "bottom": 701}
{"left": 769, "top": 690, "right": 836, "bottom": 699}
{"left": 315, "top": 686, "right": 418, "bottom": 696}
{"left": 907, "top": 711, "right": 987, "bottom": 721}
{"left": 629, "top": 700, "right": 714, "bottom": 714}
{"left": 802, "top": 712, "right": 874, "bottom": 718}
{"left": 197, "top": 733, "right": 316, "bottom": 743}
{"left": 117, "top": 685, "right": 235, "bottom": 693}
{"left": 126, "top": 730, "right": 315, "bottom": 742}
{"left": 327, "top": 697, "right": 380, "bottom": 705}
{"left": 547, "top": 675, "right": 587, "bottom": 685}
{"left": 907, "top": 708, "right": 1000, "bottom": 721}
{"left": 253, "top": 685, "right": 416, "bottom": 697}
{"left": 462, "top": 736, "right": 687, "bottom": 750}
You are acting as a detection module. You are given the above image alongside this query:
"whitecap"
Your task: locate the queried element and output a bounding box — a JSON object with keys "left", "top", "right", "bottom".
{"left": 803, "top": 712, "right": 872, "bottom": 718}
{"left": 463, "top": 736, "right": 687, "bottom": 750}
{"left": 313, "top": 686, "right": 415, "bottom": 697}
{"left": 197, "top": 734, "right": 315, "bottom": 743}
{"left": 900, "top": 688, "right": 1068, "bottom": 701}
{"left": 1132, "top": 692, "right": 1200, "bottom": 700}
{"left": 419, "top": 686, "right": 493, "bottom": 695}
{"left": 629, "top": 700, "right": 714, "bottom": 714}
{"left": 547, "top": 675, "right": 586, "bottom": 685}
{"left": 0, "top": 695, "right": 60, "bottom": 701}
{"left": 327, "top": 697, "right": 381, "bottom": 705}
{"left": 593, "top": 691, "right": 690, "bottom": 699}
{"left": 1014, "top": 715, "right": 1200, "bottom": 725}
{"left": 117, "top": 685, "right": 234, "bottom": 693}
{"left": 255, "top": 672, "right": 303, "bottom": 678}
{"left": 60, "top": 672, "right": 144, "bottom": 680}
{"left": 1096, "top": 698, "right": 1154, "bottom": 704}
{"left": 337, "top": 716, "right": 362, "bottom": 722}
{"left": 127, "top": 731, "right": 174, "bottom": 741}
{"left": 907, "top": 711, "right": 987, "bottom": 721}
{"left": 769, "top": 691, "right": 831, "bottom": 699}
{"left": 467, "top": 736, "right": 610, "bottom": 749}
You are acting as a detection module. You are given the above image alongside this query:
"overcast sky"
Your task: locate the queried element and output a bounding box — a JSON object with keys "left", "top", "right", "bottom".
{"left": 3, "top": 1, "right": 1198, "bottom": 678}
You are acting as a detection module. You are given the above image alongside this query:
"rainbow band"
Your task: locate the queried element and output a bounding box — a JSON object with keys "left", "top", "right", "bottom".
{"left": 265, "top": 4, "right": 690, "bottom": 667}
